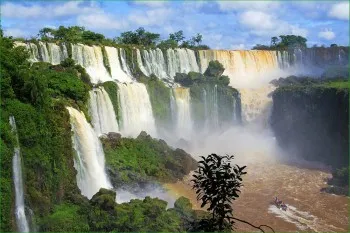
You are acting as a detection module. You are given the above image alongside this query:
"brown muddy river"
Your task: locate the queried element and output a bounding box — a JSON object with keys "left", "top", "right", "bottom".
{"left": 165, "top": 159, "right": 349, "bottom": 232}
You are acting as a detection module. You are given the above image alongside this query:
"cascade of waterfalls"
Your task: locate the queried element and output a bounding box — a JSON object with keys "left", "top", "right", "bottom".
{"left": 173, "top": 87, "right": 193, "bottom": 139}
{"left": 117, "top": 83, "right": 157, "bottom": 137}
{"left": 89, "top": 87, "right": 119, "bottom": 136}
{"left": 9, "top": 116, "right": 30, "bottom": 233}
{"left": 71, "top": 44, "right": 113, "bottom": 84}
{"left": 67, "top": 107, "right": 111, "bottom": 199}
{"left": 104, "top": 46, "right": 133, "bottom": 83}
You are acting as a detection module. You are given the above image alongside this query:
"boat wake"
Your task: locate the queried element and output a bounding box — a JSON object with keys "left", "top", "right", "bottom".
{"left": 268, "top": 204, "right": 344, "bottom": 232}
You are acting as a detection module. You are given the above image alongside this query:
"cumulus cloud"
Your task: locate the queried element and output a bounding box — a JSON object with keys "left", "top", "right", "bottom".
{"left": 230, "top": 43, "right": 246, "bottom": 50}
{"left": 328, "top": 2, "right": 349, "bottom": 20}
{"left": 128, "top": 8, "right": 173, "bottom": 26}
{"left": 77, "top": 14, "right": 127, "bottom": 30}
{"left": 217, "top": 1, "right": 280, "bottom": 12}
{"left": 132, "top": 0, "right": 169, "bottom": 8}
{"left": 318, "top": 28, "right": 336, "bottom": 40}
{"left": 239, "top": 10, "right": 308, "bottom": 37}
{"left": 3, "top": 28, "right": 29, "bottom": 38}
{"left": 1, "top": 1, "right": 101, "bottom": 19}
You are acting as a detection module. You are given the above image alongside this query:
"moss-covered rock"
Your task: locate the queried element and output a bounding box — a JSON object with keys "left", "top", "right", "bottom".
{"left": 271, "top": 80, "right": 349, "bottom": 169}
{"left": 101, "top": 131, "right": 197, "bottom": 188}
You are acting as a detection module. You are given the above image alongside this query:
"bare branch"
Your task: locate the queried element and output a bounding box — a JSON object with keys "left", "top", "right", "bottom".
{"left": 231, "top": 217, "right": 275, "bottom": 233}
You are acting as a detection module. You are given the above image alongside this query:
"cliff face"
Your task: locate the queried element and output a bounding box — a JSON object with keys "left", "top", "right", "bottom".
{"left": 271, "top": 85, "right": 349, "bottom": 168}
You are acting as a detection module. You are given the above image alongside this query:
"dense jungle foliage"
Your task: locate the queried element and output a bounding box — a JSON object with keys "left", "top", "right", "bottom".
{"left": 21, "top": 26, "right": 210, "bottom": 50}
{"left": 102, "top": 131, "right": 197, "bottom": 188}
{"left": 0, "top": 33, "right": 202, "bottom": 232}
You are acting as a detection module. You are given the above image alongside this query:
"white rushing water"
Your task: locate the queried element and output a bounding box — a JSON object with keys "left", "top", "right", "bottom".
{"left": 71, "top": 44, "right": 113, "bottom": 84}
{"left": 104, "top": 46, "right": 133, "bottom": 83}
{"left": 119, "top": 48, "right": 133, "bottom": 77}
{"left": 173, "top": 87, "right": 193, "bottom": 139}
{"left": 67, "top": 107, "right": 111, "bottom": 199}
{"left": 9, "top": 116, "right": 30, "bottom": 233}
{"left": 117, "top": 83, "right": 157, "bottom": 137}
{"left": 89, "top": 87, "right": 119, "bottom": 136}
{"left": 136, "top": 48, "right": 199, "bottom": 81}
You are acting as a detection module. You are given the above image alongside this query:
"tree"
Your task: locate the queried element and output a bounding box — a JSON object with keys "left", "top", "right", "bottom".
{"left": 38, "top": 27, "right": 55, "bottom": 40}
{"left": 204, "top": 60, "right": 225, "bottom": 77}
{"left": 330, "top": 44, "right": 338, "bottom": 48}
{"left": 116, "top": 27, "right": 160, "bottom": 46}
{"left": 192, "top": 33, "right": 203, "bottom": 46}
{"left": 278, "top": 35, "right": 307, "bottom": 49}
{"left": 169, "top": 30, "right": 185, "bottom": 43}
{"left": 191, "top": 154, "right": 275, "bottom": 232}
{"left": 271, "top": 37, "right": 278, "bottom": 46}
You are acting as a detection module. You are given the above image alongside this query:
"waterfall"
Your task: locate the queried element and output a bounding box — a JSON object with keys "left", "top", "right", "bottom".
{"left": 67, "top": 107, "right": 111, "bottom": 199}
{"left": 239, "top": 85, "right": 275, "bottom": 128}
{"left": 173, "top": 87, "right": 193, "bottom": 139}
{"left": 47, "top": 43, "right": 68, "bottom": 65}
{"left": 117, "top": 83, "right": 157, "bottom": 137}
{"left": 71, "top": 44, "right": 113, "bottom": 84}
{"left": 202, "top": 85, "right": 219, "bottom": 130}
{"left": 137, "top": 49, "right": 168, "bottom": 79}
{"left": 38, "top": 41, "right": 50, "bottom": 62}
{"left": 9, "top": 116, "right": 30, "bottom": 233}
{"left": 104, "top": 46, "right": 133, "bottom": 83}
{"left": 89, "top": 87, "right": 119, "bottom": 136}
{"left": 167, "top": 48, "right": 199, "bottom": 78}
{"left": 198, "top": 50, "right": 280, "bottom": 87}
{"left": 119, "top": 48, "right": 133, "bottom": 77}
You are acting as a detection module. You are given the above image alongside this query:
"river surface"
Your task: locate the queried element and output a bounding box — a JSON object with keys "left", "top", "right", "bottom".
{"left": 165, "top": 159, "right": 348, "bottom": 232}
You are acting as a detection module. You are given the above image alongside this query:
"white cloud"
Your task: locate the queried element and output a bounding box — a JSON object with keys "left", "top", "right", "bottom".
{"left": 328, "top": 2, "right": 349, "bottom": 20}
{"left": 128, "top": 8, "right": 173, "bottom": 26}
{"left": 77, "top": 14, "right": 127, "bottom": 30}
{"left": 3, "top": 28, "right": 29, "bottom": 38}
{"left": 239, "top": 10, "right": 308, "bottom": 37}
{"left": 318, "top": 28, "right": 336, "bottom": 40}
{"left": 133, "top": 1, "right": 168, "bottom": 8}
{"left": 0, "top": 1, "right": 101, "bottom": 19}
{"left": 239, "top": 11, "right": 276, "bottom": 30}
{"left": 230, "top": 43, "right": 246, "bottom": 50}
{"left": 217, "top": 1, "right": 280, "bottom": 12}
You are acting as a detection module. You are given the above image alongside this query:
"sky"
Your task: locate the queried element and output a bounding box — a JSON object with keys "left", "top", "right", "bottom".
{"left": 1, "top": 0, "right": 349, "bottom": 49}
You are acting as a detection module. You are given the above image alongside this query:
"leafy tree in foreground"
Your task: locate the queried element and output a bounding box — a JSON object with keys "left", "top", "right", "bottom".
{"left": 191, "top": 154, "right": 275, "bottom": 232}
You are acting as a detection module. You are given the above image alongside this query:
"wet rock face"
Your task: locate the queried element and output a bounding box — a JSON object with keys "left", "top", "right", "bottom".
{"left": 271, "top": 86, "right": 349, "bottom": 169}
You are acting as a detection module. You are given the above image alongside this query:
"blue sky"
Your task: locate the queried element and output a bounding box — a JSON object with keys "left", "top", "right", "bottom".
{"left": 1, "top": 0, "right": 349, "bottom": 49}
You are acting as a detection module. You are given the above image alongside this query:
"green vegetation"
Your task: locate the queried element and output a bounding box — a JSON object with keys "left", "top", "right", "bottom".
{"left": 271, "top": 76, "right": 349, "bottom": 91}
{"left": 102, "top": 81, "right": 122, "bottom": 124}
{"left": 101, "top": 131, "right": 197, "bottom": 187}
{"left": 38, "top": 26, "right": 109, "bottom": 45}
{"left": 142, "top": 75, "right": 172, "bottom": 127}
{"left": 0, "top": 33, "right": 91, "bottom": 231}
{"left": 174, "top": 61, "right": 240, "bottom": 127}
{"left": 253, "top": 34, "right": 307, "bottom": 50}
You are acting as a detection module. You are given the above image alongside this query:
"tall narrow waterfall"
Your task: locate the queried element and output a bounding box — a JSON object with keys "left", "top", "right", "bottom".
{"left": 89, "top": 87, "right": 119, "bottom": 135}
{"left": 117, "top": 83, "right": 157, "bottom": 137}
{"left": 203, "top": 85, "right": 219, "bottom": 130}
{"left": 173, "top": 87, "right": 193, "bottom": 139}
{"left": 198, "top": 50, "right": 280, "bottom": 87}
{"left": 71, "top": 44, "right": 113, "bottom": 84}
{"left": 167, "top": 48, "right": 199, "bottom": 78}
{"left": 67, "top": 107, "right": 111, "bottom": 199}
{"left": 119, "top": 48, "right": 133, "bottom": 77}
{"left": 104, "top": 46, "right": 133, "bottom": 82}
{"left": 9, "top": 116, "right": 30, "bottom": 232}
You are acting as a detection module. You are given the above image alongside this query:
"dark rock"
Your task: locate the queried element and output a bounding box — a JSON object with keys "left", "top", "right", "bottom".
{"left": 107, "top": 132, "right": 121, "bottom": 141}
{"left": 90, "top": 188, "right": 116, "bottom": 211}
